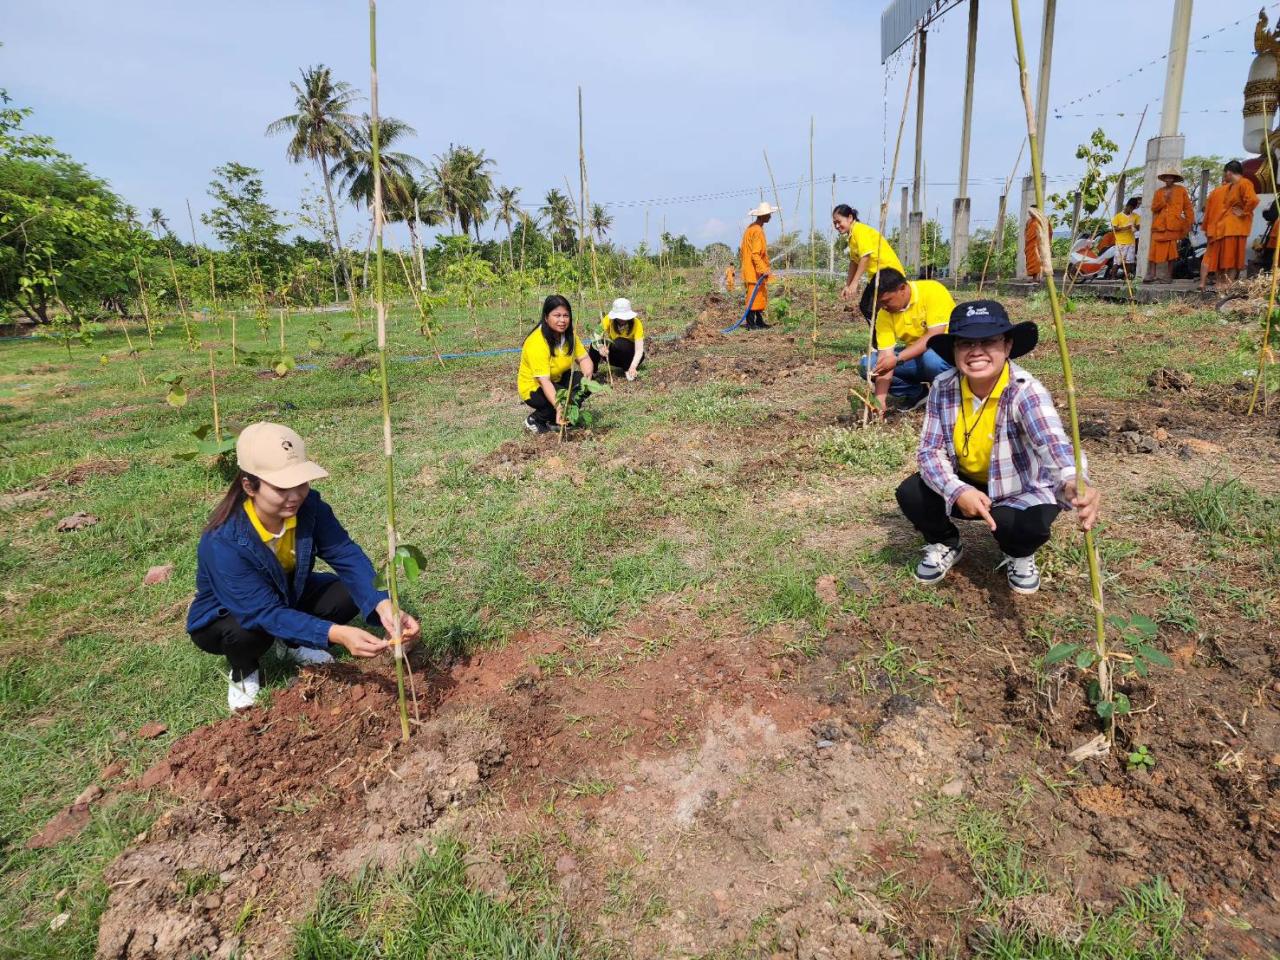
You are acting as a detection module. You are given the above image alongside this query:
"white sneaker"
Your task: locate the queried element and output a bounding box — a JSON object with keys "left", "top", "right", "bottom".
{"left": 276, "top": 640, "right": 334, "bottom": 667}
{"left": 227, "top": 670, "right": 261, "bottom": 711}
{"left": 1000, "top": 553, "right": 1041, "bottom": 594}
{"left": 914, "top": 541, "right": 963, "bottom": 584}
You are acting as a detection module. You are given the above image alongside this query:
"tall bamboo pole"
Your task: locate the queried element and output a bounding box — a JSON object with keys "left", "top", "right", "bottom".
{"left": 208, "top": 349, "right": 222, "bottom": 443}
{"left": 866, "top": 31, "right": 919, "bottom": 424}
{"left": 1248, "top": 111, "right": 1279, "bottom": 417}
{"left": 133, "top": 255, "right": 155, "bottom": 348}
{"left": 369, "top": 0, "right": 410, "bottom": 742}
{"left": 186, "top": 199, "right": 201, "bottom": 268}
{"left": 809, "top": 117, "right": 818, "bottom": 360}
{"left": 1010, "top": 0, "right": 1111, "bottom": 742}
{"left": 763, "top": 150, "right": 786, "bottom": 257}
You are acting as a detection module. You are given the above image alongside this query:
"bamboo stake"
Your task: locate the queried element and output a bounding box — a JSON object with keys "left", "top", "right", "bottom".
{"left": 133, "top": 255, "right": 155, "bottom": 348}
{"left": 165, "top": 251, "right": 198, "bottom": 351}
{"left": 763, "top": 149, "right": 786, "bottom": 244}
{"left": 208, "top": 349, "right": 222, "bottom": 443}
{"left": 186, "top": 198, "right": 201, "bottom": 268}
{"left": 395, "top": 251, "right": 445, "bottom": 366}
{"left": 369, "top": 0, "right": 411, "bottom": 743}
{"left": 1248, "top": 114, "right": 1279, "bottom": 417}
{"left": 979, "top": 138, "right": 1026, "bottom": 292}
{"left": 809, "top": 116, "right": 818, "bottom": 361}
{"left": 1010, "top": 0, "right": 1111, "bottom": 743}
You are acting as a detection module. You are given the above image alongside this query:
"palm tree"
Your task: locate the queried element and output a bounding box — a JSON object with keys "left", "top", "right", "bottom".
{"left": 426, "top": 145, "right": 495, "bottom": 240}
{"left": 385, "top": 176, "right": 445, "bottom": 289}
{"left": 332, "top": 114, "right": 425, "bottom": 285}
{"left": 146, "top": 207, "right": 170, "bottom": 239}
{"left": 493, "top": 185, "right": 522, "bottom": 267}
{"left": 265, "top": 65, "right": 360, "bottom": 285}
{"left": 589, "top": 203, "right": 612, "bottom": 243}
{"left": 541, "top": 189, "right": 575, "bottom": 253}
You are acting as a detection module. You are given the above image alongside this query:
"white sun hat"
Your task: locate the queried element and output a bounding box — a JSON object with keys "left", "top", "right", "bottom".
{"left": 607, "top": 297, "right": 638, "bottom": 320}
{"left": 748, "top": 202, "right": 780, "bottom": 218}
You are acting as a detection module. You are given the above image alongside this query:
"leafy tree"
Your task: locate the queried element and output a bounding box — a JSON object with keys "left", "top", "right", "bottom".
{"left": 1049, "top": 128, "right": 1119, "bottom": 233}
{"left": 427, "top": 144, "right": 495, "bottom": 240}
{"left": 332, "top": 114, "right": 424, "bottom": 211}
{"left": 384, "top": 176, "right": 445, "bottom": 288}
{"left": 201, "top": 162, "right": 287, "bottom": 277}
{"left": 493, "top": 185, "right": 522, "bottom": 266}
{"left": 265, "top": 65, "right": 360, "bottom": 283}
{"left": 660, "top": 231, "right": 698, "bottom": 267}
{"left": 0, "top": 91, "right": 141, "bottom": 324}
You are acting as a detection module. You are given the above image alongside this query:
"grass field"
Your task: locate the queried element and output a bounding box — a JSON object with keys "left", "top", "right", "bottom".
{"left": 2, "top": 275, "right": 1277, "bottom": 959}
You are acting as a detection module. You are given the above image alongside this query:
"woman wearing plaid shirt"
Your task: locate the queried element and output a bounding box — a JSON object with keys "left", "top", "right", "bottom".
{"left": 894, "top": 301, "right": 1100, "bottom": 594}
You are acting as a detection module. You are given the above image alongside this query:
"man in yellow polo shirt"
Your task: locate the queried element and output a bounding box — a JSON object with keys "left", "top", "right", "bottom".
{"left": 858, "top": 268, "right": 954, "bottom": 413}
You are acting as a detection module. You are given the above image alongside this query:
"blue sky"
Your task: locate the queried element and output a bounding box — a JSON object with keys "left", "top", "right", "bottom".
{"left": 1, "top": 1, "right": 1255, "bottom": 251}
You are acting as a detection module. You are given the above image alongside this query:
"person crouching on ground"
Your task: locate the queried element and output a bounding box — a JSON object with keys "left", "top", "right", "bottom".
{"left": 187, "top": 422, "right": 421, "bottom": 710}
{"left": 894, "top": 301, "right": 1100, "bottom": 595}
{"left": 588, "top": 297, "right": 646, "bottom": 381}
{"left": 860, "top": 268, "right": 954, "bottom": 414}
{"left": 520, "top": 294, "right": 596, "bottom": 434}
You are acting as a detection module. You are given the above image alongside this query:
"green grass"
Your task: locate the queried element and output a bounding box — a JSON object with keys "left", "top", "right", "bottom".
{"left": 293, "top": 838, "right": 576, "bottom": 959}
{"left": 0, "top": 284, "right": 1264, "bottom": 957}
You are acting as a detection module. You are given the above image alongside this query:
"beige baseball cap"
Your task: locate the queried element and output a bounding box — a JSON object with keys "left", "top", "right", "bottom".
{"left": 236, "top": 422, "right": 329, "bottom": 488}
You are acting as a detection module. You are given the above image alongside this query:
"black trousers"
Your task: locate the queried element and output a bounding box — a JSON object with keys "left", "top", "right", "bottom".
{"left": 588, "top": 340, "right": 644, "bottom": 372}
{"left": 190, "top": 578, "right": 358, "bottom": 679}
{"left": 524, "top": 370, "right": 585, "bottom": 427}
{"left": 895, "top": 472, "right": 1061, "bottom": 559}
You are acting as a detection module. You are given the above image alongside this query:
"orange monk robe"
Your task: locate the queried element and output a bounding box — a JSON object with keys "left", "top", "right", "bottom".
{"left": 1149, "top": 184, "right": 1193, "bottom": 264}
{"left": 1216, "top": 178, "right": 1258, "bottom": 271}
{"left": 724, "top": 264, "right": 736, "bottom": 291}
{"left": 1201, "top": 183, "right": 1229, "bottom": 273}
{"left": 1024, "top": 217, "right": 1044, "bottom": 279}
{"left": 740, "top": 223, "right": 770, "bottom": 310}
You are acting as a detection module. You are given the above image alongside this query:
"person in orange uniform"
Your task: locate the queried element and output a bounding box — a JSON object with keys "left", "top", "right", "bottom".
{"left": 1215, "top": 160, "right": 1258, "bottom": 284}
{"left": 1146, "top": 170, "right": 1193, "bottom": 283}
{"left": 1200, "top": 175, "right": 1229, "bottom": 291}
{"left": 740, "top": 202, "right": 778, "bottom": 330}
{"left": 724, "top": 262, "right": 736, "bottom": 292}
{"left": 1024, "top": 207, "right": 1046, "bottom": 282}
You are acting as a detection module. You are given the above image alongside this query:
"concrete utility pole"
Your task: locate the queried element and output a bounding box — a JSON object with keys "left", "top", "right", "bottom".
{"left": 909, "top": 28, "right": 927, "bottom": 274}
{"left": 951, "top": 0, "right": 980, "bottom": 282}
{"left": 1115, "top": 173, "right": 1127, "bottom": 215}
{"left": 1017, "top": 0, "right": 1056, "bottom": 278}
{"left": 901, "top": 186, "right": 909, "bottom": 248}
{"left": 1137, "top": 0, "right": 1193, "bottom": 277}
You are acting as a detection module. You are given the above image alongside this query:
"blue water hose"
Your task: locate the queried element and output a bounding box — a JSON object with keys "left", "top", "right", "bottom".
{"left": 722, "top": 276, "right": 766, "bottom": 334}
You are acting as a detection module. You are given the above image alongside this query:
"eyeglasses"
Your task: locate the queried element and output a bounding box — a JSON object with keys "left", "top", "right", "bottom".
{"left": 955, "top": 336, "right": 1008, "bottom": 353}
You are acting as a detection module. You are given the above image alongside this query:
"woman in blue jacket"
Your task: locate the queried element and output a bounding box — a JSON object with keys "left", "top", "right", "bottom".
{"left": 186, "top": 422, "right": 420, "bottom": 710}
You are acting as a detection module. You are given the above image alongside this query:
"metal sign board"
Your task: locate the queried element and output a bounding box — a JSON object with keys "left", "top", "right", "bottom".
{"left": 881, "top": 0, "right": 961, "bottom": 62}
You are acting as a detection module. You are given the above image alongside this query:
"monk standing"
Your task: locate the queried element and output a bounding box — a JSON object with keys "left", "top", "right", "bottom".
{"left": 740, "top": 202, "right": 778, "bottom": 330}
{"left": 1215, "top": 160, "right": 1259, "bottom": 284}
{"left": 725, "top": 262, "right": 736, "bottom": 293}
{"left": 1200, "top": 175, "right": 1228, "bottom": 291}
{"left": 1146, "top": 170, "right": 1193, "bottom": 283}
{"left": 1024, "top": 206, "right": 1046, "bottom": 282}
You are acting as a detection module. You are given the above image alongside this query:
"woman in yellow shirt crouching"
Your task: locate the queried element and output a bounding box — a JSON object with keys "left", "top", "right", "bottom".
{"left": 518, "top": 294, "right": 596, "bottom": 434}
{"left": 588, "top": 297, "right": 646, "bottom": 381}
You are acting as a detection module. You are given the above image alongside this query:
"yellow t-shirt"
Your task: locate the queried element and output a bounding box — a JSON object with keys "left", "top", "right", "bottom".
{"left": 953, "top": 364, "right": 1010, "bottom": 484}
{"left": 1111, "top": 212, "right": 1139, "bottom": 246}
{"left": 849, "top": 222, "right": 905, "bottom": 277}
{"left": 245, "top": 500, "right": 297, "bottom": 574}
{"left": 517, "top": 326, "right": 587, "bottom": 400}
{"left": 601, "top": 315, "right": 645, "bottom": 342}
{"left": 874, "top": 279, "right": 954, "bottom": 351}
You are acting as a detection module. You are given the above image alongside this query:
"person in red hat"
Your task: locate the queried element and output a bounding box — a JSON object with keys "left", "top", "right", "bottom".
{"left": 186, "top": 422, "right": 420, "bottom": 710}
{"left": 894, "top": 301, "right": 1100, "bottom": 595}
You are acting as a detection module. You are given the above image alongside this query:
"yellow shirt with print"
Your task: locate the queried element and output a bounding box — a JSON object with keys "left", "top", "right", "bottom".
{"left": 517, "top": 327, "right": 587, "bottom": 400}
{"left": 874, "top": 279, "right": 954, "bottom": 351}
{"left": 849, "top": 221, "right": 905, "bottom": 277}
{"left": 245, "top": 500, "right": 297, "bottom": 574}
{"left": 1111, "top": 212, "right": 1139, "bottom": 246}
{"left": 601, "top": 315, "right": 645, "bottom": 342}
{"left": 953, "top": 364, "right": 1011, "bottom": 484}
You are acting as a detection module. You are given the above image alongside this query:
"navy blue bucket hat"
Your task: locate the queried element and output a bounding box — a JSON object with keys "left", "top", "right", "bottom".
{"left": 928, "top": 300, "right": 1039, "bottom": 367}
